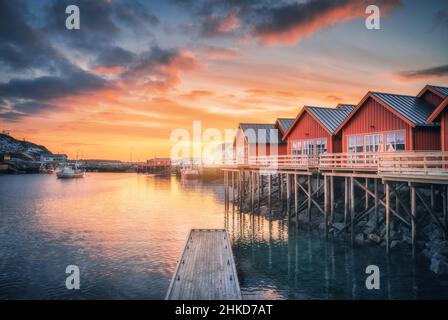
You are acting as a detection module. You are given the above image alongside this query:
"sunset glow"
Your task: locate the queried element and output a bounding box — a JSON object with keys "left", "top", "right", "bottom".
{"left": 1, "top": 0, "right": 447, "bottom": 160}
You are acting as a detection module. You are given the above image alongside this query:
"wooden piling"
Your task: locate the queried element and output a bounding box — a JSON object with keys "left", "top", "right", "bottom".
{"left": 410, "top": 183, "right": 416, "bottom": 258}
{"left": 344, "top": 177, "right": 349, "bottom": 224}
{"left": 294, "top": 174, "right": 298, "bottom": 226}
{"left": 307, "top": 175, "right": 312, "bottom": 222}
{"left": 386, "top": 183, "right": 391, "bottom": 255}
{"left": 324, "top": 175, "right": 329, "bottom": 239}
{"left": 330, "top": 176, "right": 334, "bottom": 223}
{"left": 374, "top": 178, "right": 379, "bottom": 227}
{"left": 350, "top": 177, "right": 355, "bottom": 244}
{"left": 268, "top": 174, "right": 272, "bottom": 214}
{"left": 286, "top": 173, "right": 291, "bottom": 216}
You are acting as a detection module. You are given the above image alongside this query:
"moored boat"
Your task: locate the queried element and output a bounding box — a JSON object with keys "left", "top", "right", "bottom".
{"left": 56, "top": 164, "right": 85, "bottom": 179}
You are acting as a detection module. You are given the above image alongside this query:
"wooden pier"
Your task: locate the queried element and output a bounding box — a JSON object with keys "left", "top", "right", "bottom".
{"left": 222, "top": 152, "right": 448, "bottom": 256}
{"left": 166, "top": 229, "right": 242, "bottom": 300}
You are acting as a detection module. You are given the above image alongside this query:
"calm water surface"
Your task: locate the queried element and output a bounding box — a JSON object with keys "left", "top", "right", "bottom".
{"left": 0, "top": 173, "right": 447, "bottom": 299}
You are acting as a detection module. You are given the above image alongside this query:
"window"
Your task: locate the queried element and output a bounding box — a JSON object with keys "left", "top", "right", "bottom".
{"left": 348, "top": 135, "right": 364, "bottom": 153}
{"left": 292, "top": 140, "right": 302, "bottom": 156}
{"left": 316, "top": 139, "right": 327, "bottom": 155}
{"left": 365, "top": 134, "right": 383, "bottom": 152}
{"left": 386, "top": 131, "right": 405, "bottom": 151}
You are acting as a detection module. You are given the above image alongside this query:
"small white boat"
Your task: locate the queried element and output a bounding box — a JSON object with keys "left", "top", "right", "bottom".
{"left": 181, "top": 166, "right": 199, "bottom": 179}
{"left": 56, "top": 164, "right": 85, "bottom": 179}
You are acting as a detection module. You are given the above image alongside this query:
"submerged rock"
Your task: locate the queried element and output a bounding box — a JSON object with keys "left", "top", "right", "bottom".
{"left": 355, "top": 233, "right": 364, "bottom": 245}
{"left": 367, "top": 233, "right": 381, "bottom": 244}
{"left": 430, "top": 254, "right": 448, "bottom": 275}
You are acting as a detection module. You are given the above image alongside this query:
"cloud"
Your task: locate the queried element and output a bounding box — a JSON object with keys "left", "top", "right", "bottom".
{"left": 397, "top": 64, "right": 448, "bottom": 80}
{"left": 179, "top": 90, "right": 214, "bottom": 101}
{"left": 433, "top": 9, "right": 448, "bottom": 29}
{"left": 171, "top": 0, "right": 401, "bottom": 45}
{"left": 201, "top": 46, "right": 241, "bottom": 60}
{"left": 250, "top": 0, "right": 402, "bottom": 45}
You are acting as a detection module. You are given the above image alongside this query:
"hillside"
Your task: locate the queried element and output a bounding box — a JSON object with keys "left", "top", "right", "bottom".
{"left": 0, "top": 134, "right": 52, "bottom": 161}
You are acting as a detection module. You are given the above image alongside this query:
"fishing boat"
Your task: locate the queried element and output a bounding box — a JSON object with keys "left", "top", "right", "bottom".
{"left": 180, "top": 165, "right": 199, "bottom": 179}
{"left": 56, "top": 164, "right": 85, "bottom": 179}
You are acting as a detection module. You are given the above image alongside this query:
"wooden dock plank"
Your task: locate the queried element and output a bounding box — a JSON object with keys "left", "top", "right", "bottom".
{"left": 166, "top": 229, "right": 242, "bottom": 300}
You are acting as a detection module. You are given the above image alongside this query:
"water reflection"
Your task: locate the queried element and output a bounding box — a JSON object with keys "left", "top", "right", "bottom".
{"left": 0, "top": 173, "right": 447, "bottom": 299}
{"left": 225, "top": 209, "right": 448, "bottom": 300}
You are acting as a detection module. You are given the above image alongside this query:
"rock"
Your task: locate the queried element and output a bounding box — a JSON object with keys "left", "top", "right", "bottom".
{"left": 430, "top": 254, "right": 448, "bottom": 275}
{"left": 390, "top": 240, "right": 401, "bottom": 250}
{"left": 333, "top": 222, "right": 345, "bottom": 232}
{"left": 318, "top": 222, "right": 326, "bottom": 231}
{"left": 428, "top": 229, "right": 444, "bottom": 242}
{"left": 355, "top": 233, "right": 364, "bottom": 245}
{"left": 368, "top": 233, "right": 381, "bottom": 244}
{"left": 259, "top": 206, "right": 269, "bottom": 215}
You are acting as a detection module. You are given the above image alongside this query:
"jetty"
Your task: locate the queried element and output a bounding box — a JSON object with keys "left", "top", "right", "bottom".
{"left": 166, "top": 229, "right": 242, "bottom": 300}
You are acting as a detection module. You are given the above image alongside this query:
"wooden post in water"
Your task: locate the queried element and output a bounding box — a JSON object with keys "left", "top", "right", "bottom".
{"left": 279, "top": 173, "right": 284, "bottom": 206}
{"left": 286, "top": 173, "right": 291, "bottom": 217}
{"left": 324, "top": 175, "right": 329, "bottom": 240}
{"left": 410, "top": 183, "right": 417, "bottom": 258}
{"left": 330, "top": 176, "right": 334, "bottom": 223}
{"left": 344, "top": 177, "right": 349, "bottom": 225}
{"left": 386, "top": 183, "right": 391, "bottom": 255}
{"left": 294, "top": 174, "right": 298, "bottom": 226}
{"left": 350, "top": 177, "right": 355, "bottom": 244}
{"left": 257, "top": 172, "right": 261, "bottom": 211}
{"left": 268, "top": 174, "right": 272, "bottom": 214}
{"left": 232, "top": 171, "right": 235, "bottom": 212}
{"left": 250, "top": 171, "right": 254, "bottom": 212}
{"left": 307, "top": 175, "right": 312, "bottom": 222}
{"left": 430, "top": 185, "right": 435, "bottom": 210}
{"left": 374, "top": 178, "right": 379, "bottom": 227}
{"left": 365, "top": 178, "right": 369, "bottom": 210}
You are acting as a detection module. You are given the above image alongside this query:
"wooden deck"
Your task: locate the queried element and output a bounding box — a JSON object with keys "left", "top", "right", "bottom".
{"left": 165, "top": 229, "right": 242, "bottom": 300}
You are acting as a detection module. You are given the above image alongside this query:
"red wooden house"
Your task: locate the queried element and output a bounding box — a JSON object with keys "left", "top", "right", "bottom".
{"left": 282, "top": 104, "right": 355, "bottom": 156}
{"left": 334, "top": 91, "right": 441, "bottom": 153}
{"left": 428, "top": 97, "right": 448, "bottom": 151}
{"left": 234, "top": 123, "right": 284, "bottom": 163}
{"left": 275, "top": 118, "right": 294, "bottom": 155}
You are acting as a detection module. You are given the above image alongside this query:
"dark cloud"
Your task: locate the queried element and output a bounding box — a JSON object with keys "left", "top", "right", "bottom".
{"left": 43, "top": 0, "right": 159, "bottom": 53}
{"left": 94, "top": 46, "right": 136, "bottom": 68}
{"left": 170, "top": 0, "right": 401, "bottom": 44}
{"left": 398, "top": 64, "right": 448, "bottom": 79}
{"left": 433, "top": 9, "right": 448, "bottom": 29}
{"left": 0, "top": 71, "right": 108, "bottom": 101}
{"left": 0, "top": 0, "right": 72, "bottom": 72}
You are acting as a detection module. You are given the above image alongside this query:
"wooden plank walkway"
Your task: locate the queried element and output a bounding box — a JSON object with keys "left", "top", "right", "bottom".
{"left": 165, "top": 229, "right": 242, "bottom": 300}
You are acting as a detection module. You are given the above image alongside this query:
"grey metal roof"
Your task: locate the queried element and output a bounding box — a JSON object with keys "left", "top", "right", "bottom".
{"left": 239, "top": 123, "right": 282, "bottom": 144}
{"left": 276, "top": 118, "right": 294, "bottom": 134}
{"left": 429, "top": 85, "right": 448, "bottom": 97}
{"left": 306, "top": 105, "right": 355, "bottom": 134}
{"left": 371, "top": 92, "right": 437, "bottom": 126}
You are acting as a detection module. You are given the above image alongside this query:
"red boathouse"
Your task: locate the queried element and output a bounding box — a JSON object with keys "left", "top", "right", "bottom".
{"left": 335, "top": 91, "right": 441, "bottom": 153}
{"left": 282, "top": 104, "right": 355, "bottom": 156}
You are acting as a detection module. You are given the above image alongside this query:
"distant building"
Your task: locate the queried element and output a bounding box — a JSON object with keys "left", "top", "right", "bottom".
{"left": 0, "top": 154, "right": 11, "bottom": 162}
{"left": 147, "top": 158, "right": 171, "bottom": 167}
{"left": 40, "top": 154, "right": 68, "bottom": 163}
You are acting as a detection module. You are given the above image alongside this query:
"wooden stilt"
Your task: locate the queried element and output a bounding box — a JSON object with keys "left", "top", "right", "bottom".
{"left": 294, "top": 174, "right": 298, "bottom": 226}
{"left": 344, "top": 177, "right": 349, "bottom": 225}
{"left": 410, "top": 183, "right": 417, "bottom": 258}
{"left": 268, "top": 174, "right": 272, "bottom": 214}
{"left": 430, "top": 185, "right": 435, "bottom": 210}
{"left": 374, "top": 178, "right": 379, "bottom": 227}
{"left": 232, "top": 171, "right": 235, "bottom": 212}
{"left": 279, "top": 174, "right": 283, "bottom": 206}
{"left": 350, "top": 177, "right": 355, "bottom": 244}
{"left": 324, "top": 175, "right": 329, "bottom": 240}
{"left": 330, "top": 176, "right": 334, "bottom": 223}
{"left": 286, "top": 173, "right": 291, "bottom": 217}
{"left": 365, "top": 178, "right": 369, "bottom": 210}
{"left": 257, "top": 172, "right": 261, "bottom": 211}
{"left": 308, "top": 175, "right": 312, "bottom": 222}
{"left": 250, "top": 172, "right": 254, "bottom": 212}
{"left": 386, "top": 183, "right": 391, "bottom": 255}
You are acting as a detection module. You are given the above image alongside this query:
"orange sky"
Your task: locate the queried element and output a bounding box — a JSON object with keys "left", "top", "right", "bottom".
{"left": 1, "top": 0, "right": 447, "bottom": 160}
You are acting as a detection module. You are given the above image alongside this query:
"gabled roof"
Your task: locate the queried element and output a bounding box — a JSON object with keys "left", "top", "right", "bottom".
{"left": 428, "top": 97, "right": 448, "bottom": 123}
{"left": 282, "top": 104, "right": 355, "bottom": 140}
{"left": 275, "top": 118, "right": 294, "bottom": 134}
{"left": 238, "top": 123, "right": 281, "bottom": 144}
{"left": 334, "top": 91, "right": 438, "bottom": 134}
{"left": 307, "top": 105, "right": 355, "bottom": 134}
{"left": 372, "top": 92, "right": 436, "bottom": 126}
{"left": 417, "top": 84, "right": 448, "bottom": 99}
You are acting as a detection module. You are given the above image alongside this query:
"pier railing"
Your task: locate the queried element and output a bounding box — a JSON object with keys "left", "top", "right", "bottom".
{"left": 221, "top": 151, "right": 448, "bottom": 176}
{"left": 377, "top": 151, "right": 448, "bottom": 176}
{"left": 248, "top": 155, "right": 318, "bottom": 169}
